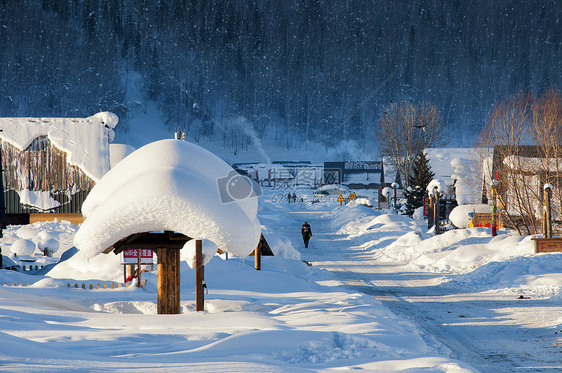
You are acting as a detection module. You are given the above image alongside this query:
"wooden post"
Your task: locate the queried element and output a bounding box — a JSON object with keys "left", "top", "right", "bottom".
{"left": 491, "top": 182, "right": 497, "bottom": 237}
{"left": 433, "top": 187, "right": 440, "bottom": 234}
{"left": 136, "top": 249, "right": 141, "bottom": 287}
{"left": 427, "top": 195, "right": 434, "bottom": 229}
{"left": 392, "top": 183, "right": 397, "bottom": 213}
{"left": 156, "top": 248, "right": 181, "bottom": 314}
{"left": 195, "top": 239, "right": 204, "bottom": 312}
{"left": 255, "top": 247, "right": 261, "bottom": 271}
{"left": 545, "top": 185, "right": 553, "bottom": 238}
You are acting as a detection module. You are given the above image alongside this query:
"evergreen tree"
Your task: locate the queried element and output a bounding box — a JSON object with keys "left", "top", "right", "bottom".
{"left": 403, "top": 151, "right": 434, "bottom": 217}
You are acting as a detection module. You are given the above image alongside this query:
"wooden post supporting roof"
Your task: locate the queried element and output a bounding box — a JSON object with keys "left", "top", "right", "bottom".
{"left": 104, "top": 231, "right": 192, "bottom": 315}
{"left": 195, "top": 240, "right": 204, "bottom": 311}
{"left": 254, "top": 246, "right": 261, "bottom": 271}
{"left": 156, "top": 247, "right": 181, "bottom": 314}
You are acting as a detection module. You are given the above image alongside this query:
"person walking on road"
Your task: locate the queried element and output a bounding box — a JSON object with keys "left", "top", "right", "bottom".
{"left": 302, "top": 221, "right": 312, "bottom": 248}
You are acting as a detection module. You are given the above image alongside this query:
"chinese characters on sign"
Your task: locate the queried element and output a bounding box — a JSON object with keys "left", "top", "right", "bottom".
{"left": 532, "top": 238, "right": 562, "bottom": 253}
{"left": 122, "top": 249, "right": 154, "bottom": 264}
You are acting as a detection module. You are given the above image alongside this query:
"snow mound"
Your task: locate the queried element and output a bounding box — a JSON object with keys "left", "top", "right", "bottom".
{"left": 109, "top": 143, "right": 136, "bottom": 168}
{"left": 449, "top": 204, "right": 491, "bottom": 229}
{"left": 10, "top": 239, "right": 36, "bottom": 256}
{"left": 261, "top": 227, "right": 301, "bottom": 260}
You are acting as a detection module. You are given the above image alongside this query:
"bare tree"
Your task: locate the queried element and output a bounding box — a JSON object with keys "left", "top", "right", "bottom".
{"left": 375, "top": 101, "right": 448, "bottom": 187}
{"left": 531, "top": 88, "right": 562, "bottom": 232}
{"left": 473, "top": 89, "right": 562, "bottom": 235}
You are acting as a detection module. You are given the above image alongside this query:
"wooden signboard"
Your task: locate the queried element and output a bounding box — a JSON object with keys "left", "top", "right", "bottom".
{"left": 469, "top": 213, "right": 503, "bottom": 229}
{"left": 532, "top": 237, "right": 562, "bottom": 253}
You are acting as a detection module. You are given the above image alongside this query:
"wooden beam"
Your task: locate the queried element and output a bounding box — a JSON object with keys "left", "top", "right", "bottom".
{"left": 104, "top": 232, "right": 192, "bottom": 255}
{"left": 30, "top": 213, "right": 84, "bottom": 225}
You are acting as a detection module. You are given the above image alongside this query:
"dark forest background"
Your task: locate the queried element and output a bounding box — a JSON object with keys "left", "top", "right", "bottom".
{"left": 1, "top": 0, "right": 561, "bottom": 151}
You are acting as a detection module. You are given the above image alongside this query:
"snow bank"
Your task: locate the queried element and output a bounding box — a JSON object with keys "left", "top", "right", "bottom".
{"left": 261, "top": 227, "right": 301, "bottom": 260}
{"left": 0, "top": 112, "right": 117, "bottom": 182}
{"left": 75, "top": 139, "right": 261, "bottom": 260}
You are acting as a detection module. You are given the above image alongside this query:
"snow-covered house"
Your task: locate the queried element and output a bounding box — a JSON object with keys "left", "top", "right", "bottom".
{"left": 0, "top": 112, "right": 118, "bottom": 220}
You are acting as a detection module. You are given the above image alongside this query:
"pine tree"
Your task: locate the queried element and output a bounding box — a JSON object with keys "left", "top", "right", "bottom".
{"left": 403, "top": 151, "right": 434, "bottom": 217}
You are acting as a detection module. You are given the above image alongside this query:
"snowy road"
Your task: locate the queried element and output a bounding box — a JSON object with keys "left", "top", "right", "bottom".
{"left": 285, "top": 203, "right": 562, "bottom": 373}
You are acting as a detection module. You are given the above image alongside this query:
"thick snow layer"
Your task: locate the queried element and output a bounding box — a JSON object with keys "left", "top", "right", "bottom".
{"left": 5, "top": 186, "right": 562, "bottom": 370}
{"left": 426, "top": 148, "right": 484, "bottom": 204}
{"left": 109, "top": 143, "right": 136, "bottom": 168}
{"left": 10, "top": 239, "right": 36, "bottom": 256}
{"left": 0, "top": 205, "right": 474, "bottom": 371}
{"left": 75, "top": 139, "right": 261, "bottom": 259}
{"left": 16, "top": 190, "right": 61, "bottom": 211}
{"left": 449, "top": 204, "right": 492, "bottom": 229}
{"left": 0, "top": 112, "right": 117, "bottom": 182}
{"left": 426, "top": 148, "right": 476, "bottom": 180}
{"left": 427, "top": 178, "right": 448, "bottom": 194}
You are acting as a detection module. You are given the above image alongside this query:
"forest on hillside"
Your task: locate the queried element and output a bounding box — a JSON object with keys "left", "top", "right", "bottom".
{"left": 1, "top": 0, "right": 561, "bottom": 151}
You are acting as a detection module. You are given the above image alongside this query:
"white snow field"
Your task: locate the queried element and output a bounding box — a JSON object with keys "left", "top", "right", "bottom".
{"left": 1, "top": 185, "right": 562, "bottom": 371}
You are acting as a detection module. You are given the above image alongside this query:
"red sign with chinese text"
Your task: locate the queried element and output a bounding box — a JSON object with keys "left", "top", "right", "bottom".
{"left": 122, "top": 249, "right": 154, "bottom": 264}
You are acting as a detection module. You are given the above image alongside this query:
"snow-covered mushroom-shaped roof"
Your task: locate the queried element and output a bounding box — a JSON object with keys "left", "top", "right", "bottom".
{"left": 74, "top": 139, "right": 261, "bottom": 259}
{"left": 0, "top": 112, "right": 118, "bottom": 182}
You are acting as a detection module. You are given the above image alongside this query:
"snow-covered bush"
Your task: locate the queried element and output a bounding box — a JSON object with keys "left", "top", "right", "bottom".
{"left": 37, "top": 231, "right": 60, "bottom": 255}
{"left": 10, "top": 239, "right": 36, "bottom": 256}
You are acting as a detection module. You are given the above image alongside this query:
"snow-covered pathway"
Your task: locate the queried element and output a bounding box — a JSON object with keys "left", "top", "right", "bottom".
{"left": 283, "top": 202, "right": 562, "bottom": 372}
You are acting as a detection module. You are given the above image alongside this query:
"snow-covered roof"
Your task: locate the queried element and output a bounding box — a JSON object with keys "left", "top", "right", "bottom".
{"left": 503, "top": 155, "right": 562, "bottom": 172}
{"left": 74, "top": 139, "right": 261, "bottom": 260}
{"left": 0, "top": 112, "right": 118, "bottom": 182}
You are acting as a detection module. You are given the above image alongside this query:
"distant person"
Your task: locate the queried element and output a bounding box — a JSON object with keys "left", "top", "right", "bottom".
{"left": 287, "top": 192, "right": 292, "bottom": 203}
{"left": 293, "top": 193, "right": 297, "bottom": 203}
{"left": 302, "top": 221, "right": 312, "bottom": 248}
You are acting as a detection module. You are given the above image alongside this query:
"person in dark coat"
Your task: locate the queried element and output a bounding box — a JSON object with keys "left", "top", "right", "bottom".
{"left": 302, "top": 221, "right": 312, "bottom": 248}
